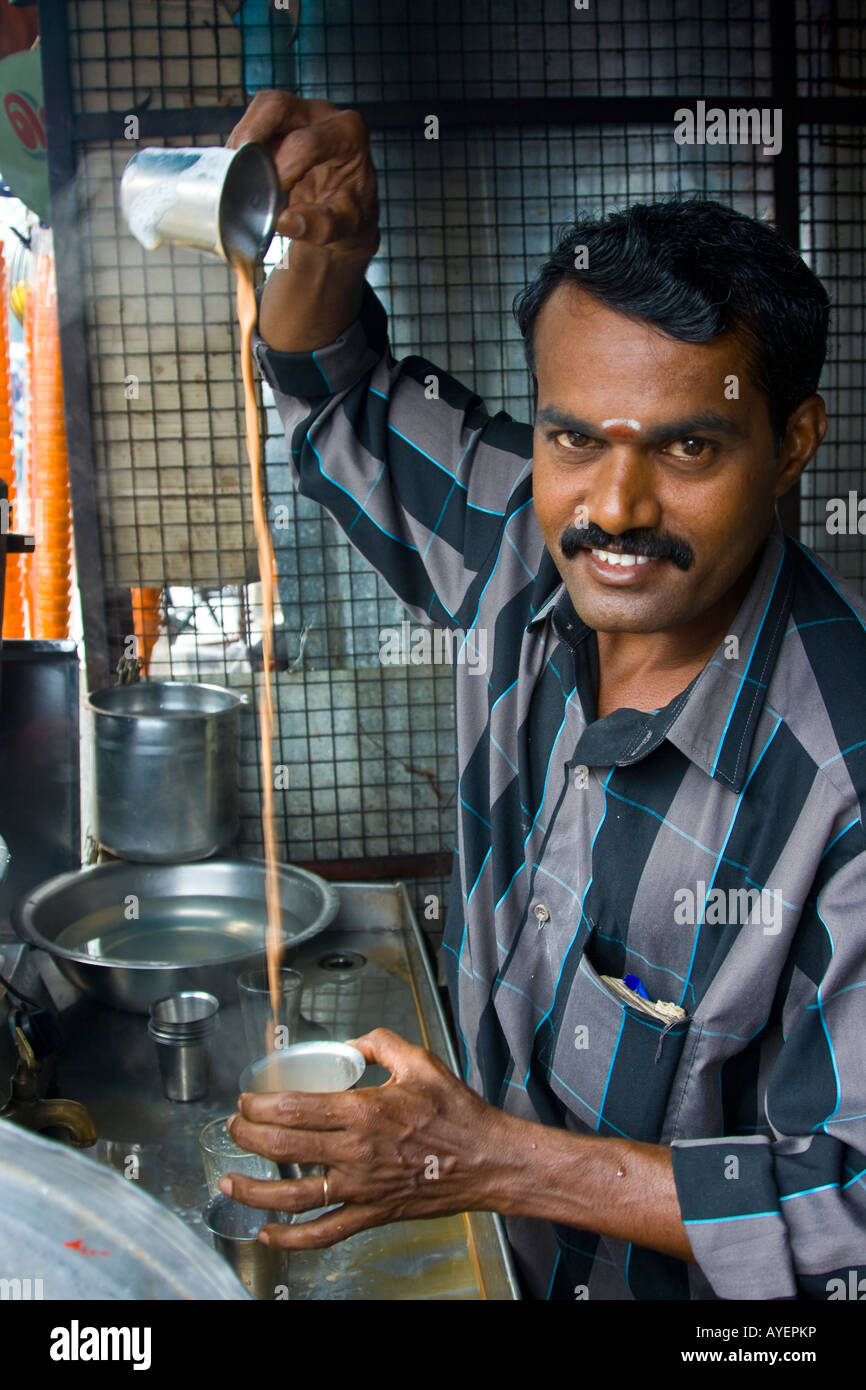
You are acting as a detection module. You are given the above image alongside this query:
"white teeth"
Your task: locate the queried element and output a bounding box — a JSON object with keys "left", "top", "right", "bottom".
{"left": 590, "top": 548, "right": 651, "bottom": 567}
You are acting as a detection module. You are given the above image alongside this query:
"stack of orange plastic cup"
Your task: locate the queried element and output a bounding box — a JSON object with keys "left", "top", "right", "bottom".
{"left": 0, "top": 243, "right": 26, "bottom": 638}
{"left": 22, "top": 265, "right": 34, "bottom": 635}
{"left": 29, "top": 236, "right": 72, "bottom": 641}
{"left": 131, "top": 586, "right": 164, "bottom": 674}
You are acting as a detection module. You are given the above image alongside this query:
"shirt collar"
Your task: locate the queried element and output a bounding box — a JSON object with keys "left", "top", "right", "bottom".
{"left": 526, "top": 584, "right": 568, "bottom": 632}
{"left": 527, "top": 514, "right": 795, "bottom": 792}
{"left": 665, "top": 515, "right": 794, "bottom": 791}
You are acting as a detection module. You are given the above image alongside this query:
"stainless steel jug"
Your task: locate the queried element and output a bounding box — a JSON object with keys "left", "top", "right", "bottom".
{"left": 120, "top": 143, "right": 285, "bottom": 265}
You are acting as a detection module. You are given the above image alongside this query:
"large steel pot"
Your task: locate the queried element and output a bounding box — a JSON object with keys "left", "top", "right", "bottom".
{"left": 13, "top": 857, "right": 340, "bottom": 1013}
{"left": 84, "top": 681, "right": 242, "bottom": 863}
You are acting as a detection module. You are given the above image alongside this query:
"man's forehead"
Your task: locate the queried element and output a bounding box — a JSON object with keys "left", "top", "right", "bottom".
{"left": 533, "top": 287, "right": 756, "bottom": 423}
{"left": 534, "top": 281, "right": 749, "bottom": 377}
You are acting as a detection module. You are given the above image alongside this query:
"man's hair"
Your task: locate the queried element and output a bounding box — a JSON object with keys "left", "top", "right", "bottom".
{"left": 513, "top": 198, "right": 830, "bottom": 445}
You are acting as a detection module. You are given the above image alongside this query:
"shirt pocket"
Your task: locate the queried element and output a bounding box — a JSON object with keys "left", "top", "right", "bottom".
{"left": 544, "top": 945, "right": 691, "bottom": 1144}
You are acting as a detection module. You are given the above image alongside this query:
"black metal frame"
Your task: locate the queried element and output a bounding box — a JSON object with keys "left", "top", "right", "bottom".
{"left": 69, "top": 93, "right": 864, "bottom": 143}
{"left": 38, "top": 0, "right": 864, "bottom": 690}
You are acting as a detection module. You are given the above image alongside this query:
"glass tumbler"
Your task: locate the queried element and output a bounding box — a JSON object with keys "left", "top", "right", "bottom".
{"left": 198, "top": 1115, "right": 281, "bottom": 1198}
{"left": 237, "top": 967, "right": 303, "bottom": 1064}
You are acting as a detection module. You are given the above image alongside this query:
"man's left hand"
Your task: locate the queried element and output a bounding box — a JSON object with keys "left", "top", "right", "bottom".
{"left": 222, "top": 1027, "right": 509, "bottom": 1249}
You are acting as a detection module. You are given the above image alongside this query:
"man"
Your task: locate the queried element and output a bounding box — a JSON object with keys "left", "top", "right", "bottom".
{"left": 220, "top": 92, "right": 866, "bottom": 1300}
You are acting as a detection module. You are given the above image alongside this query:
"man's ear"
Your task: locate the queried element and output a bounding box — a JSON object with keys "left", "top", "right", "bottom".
{"left": 773, "top": 395, "right": 827, "bottom": 498}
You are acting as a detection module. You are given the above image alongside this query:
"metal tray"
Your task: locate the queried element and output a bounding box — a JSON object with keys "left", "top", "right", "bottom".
{"left": 46, "top": 881, "right": 521, "bottom": 1300}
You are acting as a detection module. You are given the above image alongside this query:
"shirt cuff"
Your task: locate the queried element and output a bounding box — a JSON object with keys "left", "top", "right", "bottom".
{"left": 671, "top": 1136, "right": 796, "bottom": 1299}
{"left": 252, "top": 279, "right": 389, "bottom": 400}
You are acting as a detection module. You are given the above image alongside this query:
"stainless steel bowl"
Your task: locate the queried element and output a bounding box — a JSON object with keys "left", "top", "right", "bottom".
{"left": 12, "top": 858, "right": 340, "bottom": 1013}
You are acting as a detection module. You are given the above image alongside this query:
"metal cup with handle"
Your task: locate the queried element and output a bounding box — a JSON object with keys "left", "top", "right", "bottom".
{"left": 120, "top": 143, "right": 286, "bottom": 265}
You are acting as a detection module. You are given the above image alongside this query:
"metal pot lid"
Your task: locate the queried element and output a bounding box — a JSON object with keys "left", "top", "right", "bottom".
{"left": 0, "top": 1118, "right": 250, "bottom": 1299}
{"left": 84, "top": 680, "right": 244, "bottom": 719}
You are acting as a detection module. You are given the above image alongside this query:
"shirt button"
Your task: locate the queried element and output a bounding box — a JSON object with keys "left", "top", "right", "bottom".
{"left": 534, "top": 904, "right": 550, "bottom": 925}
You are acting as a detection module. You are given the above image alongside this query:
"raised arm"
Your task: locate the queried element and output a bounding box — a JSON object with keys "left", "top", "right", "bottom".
{"left": 228, "top": 91, "right": 539, "bottom": 629}
{"left": 226, "top": 90, "right": 380, "bottom": 351}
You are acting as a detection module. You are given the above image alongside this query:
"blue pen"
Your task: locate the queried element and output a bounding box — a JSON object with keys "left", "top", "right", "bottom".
{"left": 624, "top": 973, "right": 651, "bottom": 1000}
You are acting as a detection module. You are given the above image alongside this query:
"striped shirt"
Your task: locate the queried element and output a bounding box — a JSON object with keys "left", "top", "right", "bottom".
{"left": 254, "top": 282, "right": 866, "bottom": 1301}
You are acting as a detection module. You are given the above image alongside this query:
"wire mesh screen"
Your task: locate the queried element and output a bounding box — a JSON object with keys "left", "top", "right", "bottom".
{"left": 369, "top": 125, "right": 774, "bottom": 426}
{"left": 66, "top": 0, "right": 777, "bottom": 108}
{"left": 286, "top": 0, "right": 773, "bottom": 102}
{"left": 67, "top": 0, "right": 246, "bottom": 113}
{"left": 798, "top": 123, "right": 866, "bottom": 589}
{"left": 78, "top": 136, "right": 257, "bottom": 589}
{"left": 61, "top": 1, "right": 864, "bottom": 946}
{"left": 796, "top": 0, "right": 866, "bottom": 97}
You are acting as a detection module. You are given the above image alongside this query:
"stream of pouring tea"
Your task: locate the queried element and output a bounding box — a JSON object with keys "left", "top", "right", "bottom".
{"left": 236, "top": 259, "right": 283, "bottom": 1045}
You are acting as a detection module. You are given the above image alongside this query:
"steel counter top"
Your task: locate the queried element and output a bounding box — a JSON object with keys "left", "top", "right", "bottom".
{"left": 44, "top": 880, "right": 521, "bottom": 1301}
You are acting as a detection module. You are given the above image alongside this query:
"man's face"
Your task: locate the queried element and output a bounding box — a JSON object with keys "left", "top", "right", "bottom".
{"left": 531, "top": 283, "right": 783, "bottom": 635}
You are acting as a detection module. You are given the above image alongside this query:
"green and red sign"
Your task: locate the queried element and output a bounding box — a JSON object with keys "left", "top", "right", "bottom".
{"left": 0, "top": 49, "right": 51, "bottom": 222}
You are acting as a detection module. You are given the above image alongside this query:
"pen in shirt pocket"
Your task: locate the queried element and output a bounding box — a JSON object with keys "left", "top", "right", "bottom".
{"left": 601, "top": 973, "right": 689, "bottom": 1063}
{"left": 625, "top": 972, "right": 650, "bottom": 999}
{"left": 601, "top": 972, "right": 687, "bottom": 1023}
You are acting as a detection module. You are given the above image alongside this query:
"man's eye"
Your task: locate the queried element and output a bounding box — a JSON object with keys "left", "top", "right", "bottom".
{"left": 554, "top": 431, "right": 592, "bottom": 451}
{"left": 666, "top": 437, "right": 712, "bottom": 460}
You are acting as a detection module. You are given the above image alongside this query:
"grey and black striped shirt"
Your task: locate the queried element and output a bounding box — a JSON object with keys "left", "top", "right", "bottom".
{"left": 254, "top": 282, "right": 866, "bottom": 1301}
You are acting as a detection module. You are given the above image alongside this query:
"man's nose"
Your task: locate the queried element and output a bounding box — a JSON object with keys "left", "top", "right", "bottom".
{"left": 584, "top": 448, "right": 661, "bottom": 538}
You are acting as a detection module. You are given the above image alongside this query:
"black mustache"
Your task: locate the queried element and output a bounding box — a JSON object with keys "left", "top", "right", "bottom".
{"left": 560, "top": 523, "right": 694, "bottom": 571}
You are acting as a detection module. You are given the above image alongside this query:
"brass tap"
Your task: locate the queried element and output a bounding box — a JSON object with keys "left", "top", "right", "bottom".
{"left": 0, "top": 1026, "right": 97, "bottom": 1149}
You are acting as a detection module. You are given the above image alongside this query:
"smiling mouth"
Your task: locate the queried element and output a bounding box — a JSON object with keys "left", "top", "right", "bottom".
{"left": 577, "top": 545, "right": 666, "bottom": 584}
{"left": 588, "top": 547, "right": 652, "bottom": 568}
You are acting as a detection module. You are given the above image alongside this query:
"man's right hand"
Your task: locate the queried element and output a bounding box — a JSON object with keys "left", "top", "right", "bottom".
{"left": 226, "top": 90, "right": 379, "bottom": 261}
